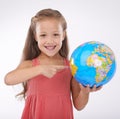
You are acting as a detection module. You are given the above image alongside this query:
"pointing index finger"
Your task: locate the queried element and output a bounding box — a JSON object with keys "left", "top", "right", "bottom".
{"left": 54, "top": 65, "right": 69, "bottom": 71}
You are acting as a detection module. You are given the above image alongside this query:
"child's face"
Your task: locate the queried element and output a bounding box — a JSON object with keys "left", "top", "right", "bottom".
{"left": 35, "top": 19, "right": 65, "bottom": 57}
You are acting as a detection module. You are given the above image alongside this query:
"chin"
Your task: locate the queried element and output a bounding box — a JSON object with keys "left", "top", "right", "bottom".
{"left": 46, "top": 52, "right": 60, "bottom": 58}
{"left": 44, "top": 53, "right": 56, "bottom": 57}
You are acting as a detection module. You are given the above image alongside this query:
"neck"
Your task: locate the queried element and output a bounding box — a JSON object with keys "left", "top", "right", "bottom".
{"left": 37, "top": 53, "right": 64, "bottom": 65}
{"left": 39, "top": 53, "right": 62, "bottom": 60}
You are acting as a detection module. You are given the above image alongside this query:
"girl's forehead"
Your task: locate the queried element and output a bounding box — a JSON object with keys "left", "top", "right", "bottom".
{"left": 37, "top": 18, "right": 60, "bottom": 24}
{"left": 35, "top": 19, "right": 63, "bottom": 33}
{"left": 36, "top": 19, "right": 62, "bottom": 27}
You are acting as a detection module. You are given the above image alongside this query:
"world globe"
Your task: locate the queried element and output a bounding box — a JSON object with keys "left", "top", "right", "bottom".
{"left": 70, "top": 41, "right": 116, "bottom": 87}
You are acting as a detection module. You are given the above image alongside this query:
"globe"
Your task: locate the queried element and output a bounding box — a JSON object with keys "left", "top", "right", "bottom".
{"left": 70, "top": 41, "right": 116, "bottom": 87}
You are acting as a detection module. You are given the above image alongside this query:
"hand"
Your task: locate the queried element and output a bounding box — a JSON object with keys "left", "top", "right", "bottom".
{"left": 79, "top": 83, "right": 102, "bottom": 94}
{"left": 40, "top": 65, "right": 68, "bottom": 78}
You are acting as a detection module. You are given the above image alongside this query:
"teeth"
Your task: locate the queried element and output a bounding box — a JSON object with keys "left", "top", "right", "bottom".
{"left": 45, "top": 46, "right": 56, "bottom": 50}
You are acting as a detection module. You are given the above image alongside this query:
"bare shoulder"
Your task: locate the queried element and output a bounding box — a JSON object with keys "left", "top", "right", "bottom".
{"left": 71, "top": 77, "right": 79, "bottom": 87}
{"left": 71, "top": 77, "right": 80, "bottom": 97}
{"left": 17, "top": 60, "right": 33, "bottom": 69}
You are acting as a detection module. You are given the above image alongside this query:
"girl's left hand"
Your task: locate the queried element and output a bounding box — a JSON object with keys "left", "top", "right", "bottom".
{"left": 79, "top": 83, "right": 102, "bottom": 94}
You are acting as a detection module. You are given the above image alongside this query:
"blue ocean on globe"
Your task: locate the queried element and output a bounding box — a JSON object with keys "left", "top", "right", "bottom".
{"left": 70, "top": 41, "right": 116, "bottom": 87}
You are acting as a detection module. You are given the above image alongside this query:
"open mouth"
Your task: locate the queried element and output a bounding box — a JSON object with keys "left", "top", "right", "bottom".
{"left": 44, "top": 45, "right": 56, "bottom": 50}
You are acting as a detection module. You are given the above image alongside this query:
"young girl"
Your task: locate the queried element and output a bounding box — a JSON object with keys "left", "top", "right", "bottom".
{"left": 4, "top": 8, "right": 102, "bottom": 119}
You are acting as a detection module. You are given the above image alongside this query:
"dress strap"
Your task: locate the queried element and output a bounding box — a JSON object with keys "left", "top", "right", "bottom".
{"left": 32, "top": 57, "right": 39, "bottom": 66}
{"left": 32, "top": 58, "right": 69, "bottom": 66}
{"left": 64, "top": 59, "right": 70, "bottom": 66}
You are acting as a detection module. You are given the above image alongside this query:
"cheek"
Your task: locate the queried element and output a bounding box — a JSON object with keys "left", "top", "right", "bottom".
{"left": 37, "top": 40, "right": 42, "bottom": 48}
{"left": 57, "top": 40, "right": 63, "bottom": 48}
{"left": 37, "top": 39, "right": 43, "bottom": 45}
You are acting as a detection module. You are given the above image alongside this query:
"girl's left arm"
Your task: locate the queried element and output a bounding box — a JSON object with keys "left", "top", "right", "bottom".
{"left": 71, "top": 77, "right": 102, "bottom": 110}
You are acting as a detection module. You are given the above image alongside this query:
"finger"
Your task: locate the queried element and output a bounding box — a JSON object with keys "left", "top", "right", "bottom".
{"left": 91, "top": 85, "right": 97, "bottom": 91}
{"left": 54, "top": 65, "right": 69, "bottom": 71}
{"left": 79, "top": 83, "right": 85, "bottom": 89}
{"left": 96, "top": 86, "right": 103, "bottom": 90}
{"left": 91, "top": 85, "right": 102, "bottom": 92}
{"left": 86, "top": 85, "right": 91, "bottom": 91}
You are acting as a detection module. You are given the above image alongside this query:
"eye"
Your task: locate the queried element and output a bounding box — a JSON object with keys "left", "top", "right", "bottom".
{"left": 40, "top": 34, "right": 46, "bottom": 37}
{"left": 54, "top": 33, "right": 59, "bottom": 36}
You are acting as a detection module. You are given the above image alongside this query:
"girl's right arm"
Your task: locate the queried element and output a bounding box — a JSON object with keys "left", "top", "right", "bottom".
{"left": 4, "top": 60, "right": 42, "bottom": 85}
{"left": 4, "top": 60, "right": 66, "bottom": 85}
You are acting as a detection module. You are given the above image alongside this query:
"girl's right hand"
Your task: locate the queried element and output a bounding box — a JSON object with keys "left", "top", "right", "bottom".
{"left": 4, "top": 60, "right": 68, "bottom": 85}
{"left": 40, "top": 65, "right": 68, "bottom": 78}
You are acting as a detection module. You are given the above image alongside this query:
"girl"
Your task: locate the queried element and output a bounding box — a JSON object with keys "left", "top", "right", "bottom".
{"left": 4, "top": 8, "right": 102, "bottom": 119}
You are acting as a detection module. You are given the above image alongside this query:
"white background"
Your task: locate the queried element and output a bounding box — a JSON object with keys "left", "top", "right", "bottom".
{"left": 0, "top": 0, "right": 120, "bottom": 119}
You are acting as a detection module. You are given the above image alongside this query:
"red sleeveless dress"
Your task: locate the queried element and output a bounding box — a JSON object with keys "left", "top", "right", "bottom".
{"left": 21, "top": 58, "right": 73, "bottom": 119}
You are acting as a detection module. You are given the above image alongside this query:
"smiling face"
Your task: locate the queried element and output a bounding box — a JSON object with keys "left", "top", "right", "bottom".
{"left": 35, "top": 19, "right": 65, "bottom": 58}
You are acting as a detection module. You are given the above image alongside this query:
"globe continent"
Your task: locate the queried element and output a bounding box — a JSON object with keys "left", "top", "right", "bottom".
{"left": 70, "top": 41, "right": 116, "bottom": 87}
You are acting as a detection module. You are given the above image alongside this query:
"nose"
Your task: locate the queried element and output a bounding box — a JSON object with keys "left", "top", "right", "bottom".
{"left": 46, "top": 36, "right": 54, "bottom": 43}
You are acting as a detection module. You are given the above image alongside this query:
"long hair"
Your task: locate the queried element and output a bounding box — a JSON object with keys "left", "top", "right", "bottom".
{"left": 18, "top": 8, "right": 69, "bottom": 98}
